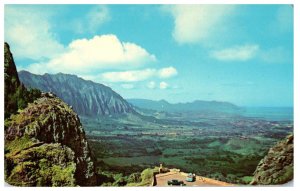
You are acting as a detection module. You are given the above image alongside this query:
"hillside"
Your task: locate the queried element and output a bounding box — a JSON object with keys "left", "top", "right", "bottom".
{"left": 250, "top": 134, "right": 293, "bottom": 185}
{"left": 4, "top": 43, "right": 98, "bottom": 186}
{"left": 127, "top": 98, "right": 240, "bottom": 113}
{"left": 18, "top": 71, "right": 134, "bottom": 117}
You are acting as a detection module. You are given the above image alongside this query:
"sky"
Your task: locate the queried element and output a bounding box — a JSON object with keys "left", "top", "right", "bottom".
{"left": 4, "top": 4, "right": 294, "bottom": 107}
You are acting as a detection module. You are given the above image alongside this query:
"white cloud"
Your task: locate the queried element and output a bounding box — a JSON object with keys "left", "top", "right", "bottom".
{"left": 5, "top": 5, "right": 112, "bottom": 61}
{"left": 147, "top": 81, "right": 156, "bottom": 89}
{"left": 100, "top": 66, "right": 178, "bottom": 83}
{"left": 121, "top": 84, "right": 135, "bottom": 89}
{"left": 164, "top": 5, "right": 235, "bottom": 44}
{"left": 159, "top": 81, "right": 169, "bottom": 89}
{"left": 26, "top": 34, "right": 156, "bottom": 74}
{"left": 158, "top": 67, "right": 178, "bottom": 78}
{"left": 210, "top": 44, "right": 259, "bottom": 61}
{"left": 4, "top": 6, "right": 65, "bottom": 60}
{"left": 73, "top": 5, "right": 110, "bottom": 34}
{"left": 101, "top": 68, "right": 156, "bottom": 82}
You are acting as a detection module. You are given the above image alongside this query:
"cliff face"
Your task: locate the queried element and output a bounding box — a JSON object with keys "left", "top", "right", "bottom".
{"left": 5, "top": 140, "right": 77, "bottom": 186}
{"left": 4, "top": 42, "right": 41, "bottom": 118}
{"left": 5, "top": 93, "right": 98, "bottom": 186}
{"left": 4, "top": 42, "right": 20, "bottom": 87}
{"left": 250, "top": 134, "right": 293, "bottom": 185}
{"left": 18, "top": 71, "right": 134, "bottom": 116}
{"left": 4, "top": 42, "right": 22, "bottom": 118}
{"left": 4, "top": 43, "right": 98, "bottom": 186}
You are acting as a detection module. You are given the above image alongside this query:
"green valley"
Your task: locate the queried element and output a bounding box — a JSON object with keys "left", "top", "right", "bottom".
{"left": 81, "top": 110, "right": 293, "bottom": 185}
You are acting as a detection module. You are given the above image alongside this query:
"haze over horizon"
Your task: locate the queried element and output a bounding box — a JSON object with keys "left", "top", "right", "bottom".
{"left": 5, "top": 4, "right": 293, "bottom": 107}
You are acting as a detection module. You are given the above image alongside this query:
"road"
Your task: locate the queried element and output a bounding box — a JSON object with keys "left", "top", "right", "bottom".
{"left": 155, "top": 171, "right": 234, "bottom": 187}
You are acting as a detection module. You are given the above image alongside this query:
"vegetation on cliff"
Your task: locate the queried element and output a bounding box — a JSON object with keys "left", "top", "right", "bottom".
{"left": 5, "top": 93, "right": 98, "bottom": 186}
{"left": 4, "top": 43, "right": 98, "bottom": 186}
{"left": 250, "top": 134, "right": 293, "bottom": 185}
{"left": 4, "top": 42, "right": 41, "bottom": 118}
{"left": 5, "top": 139, "right": 76, "bottom": 186}
{"left": 97, "top": 165, "right": 158, "bottom": 186}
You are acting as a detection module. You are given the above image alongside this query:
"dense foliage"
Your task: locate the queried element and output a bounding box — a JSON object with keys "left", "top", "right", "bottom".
{"left": 97, "top": 165, "right": 158, "bottom": 186}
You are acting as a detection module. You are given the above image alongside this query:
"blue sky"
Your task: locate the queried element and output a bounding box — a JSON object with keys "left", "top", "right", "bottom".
{"left": 4, "top": 4, "right": 293, "bottom": 107}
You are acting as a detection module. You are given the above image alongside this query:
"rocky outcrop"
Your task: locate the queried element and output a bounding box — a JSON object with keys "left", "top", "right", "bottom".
{"left": 250, "top": 134, "right": 293, "bottom": 185}
{"left": 5, "top": 93, "right": 98, "bottom": 186}
{"left": 18, "top": 71, "right": 134, "bottom": 116}
{"left": 5, "top": 141, "right": 77, "bottom": 186}
{"left": 4, "top": 42, "right": 98, "bottom": 186}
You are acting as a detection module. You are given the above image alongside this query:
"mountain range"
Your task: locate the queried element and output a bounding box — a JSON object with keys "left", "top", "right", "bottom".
{"left": 19, "top": 71, "right": 241, "bottom": 117}
{"left": 19, "top": 71, "right": 134, "bottom": 117}
{"left": 127, "top": 98, "right": 240, "bottom": 114}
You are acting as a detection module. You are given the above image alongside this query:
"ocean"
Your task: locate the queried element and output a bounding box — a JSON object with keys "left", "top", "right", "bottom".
{"left": 241, "top": 107, "right": 293, "bottom": 121}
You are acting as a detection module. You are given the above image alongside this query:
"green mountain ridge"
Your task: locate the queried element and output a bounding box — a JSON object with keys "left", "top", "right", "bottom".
{"left": 18, "top": 70, "right": 134, "bottom": 117}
